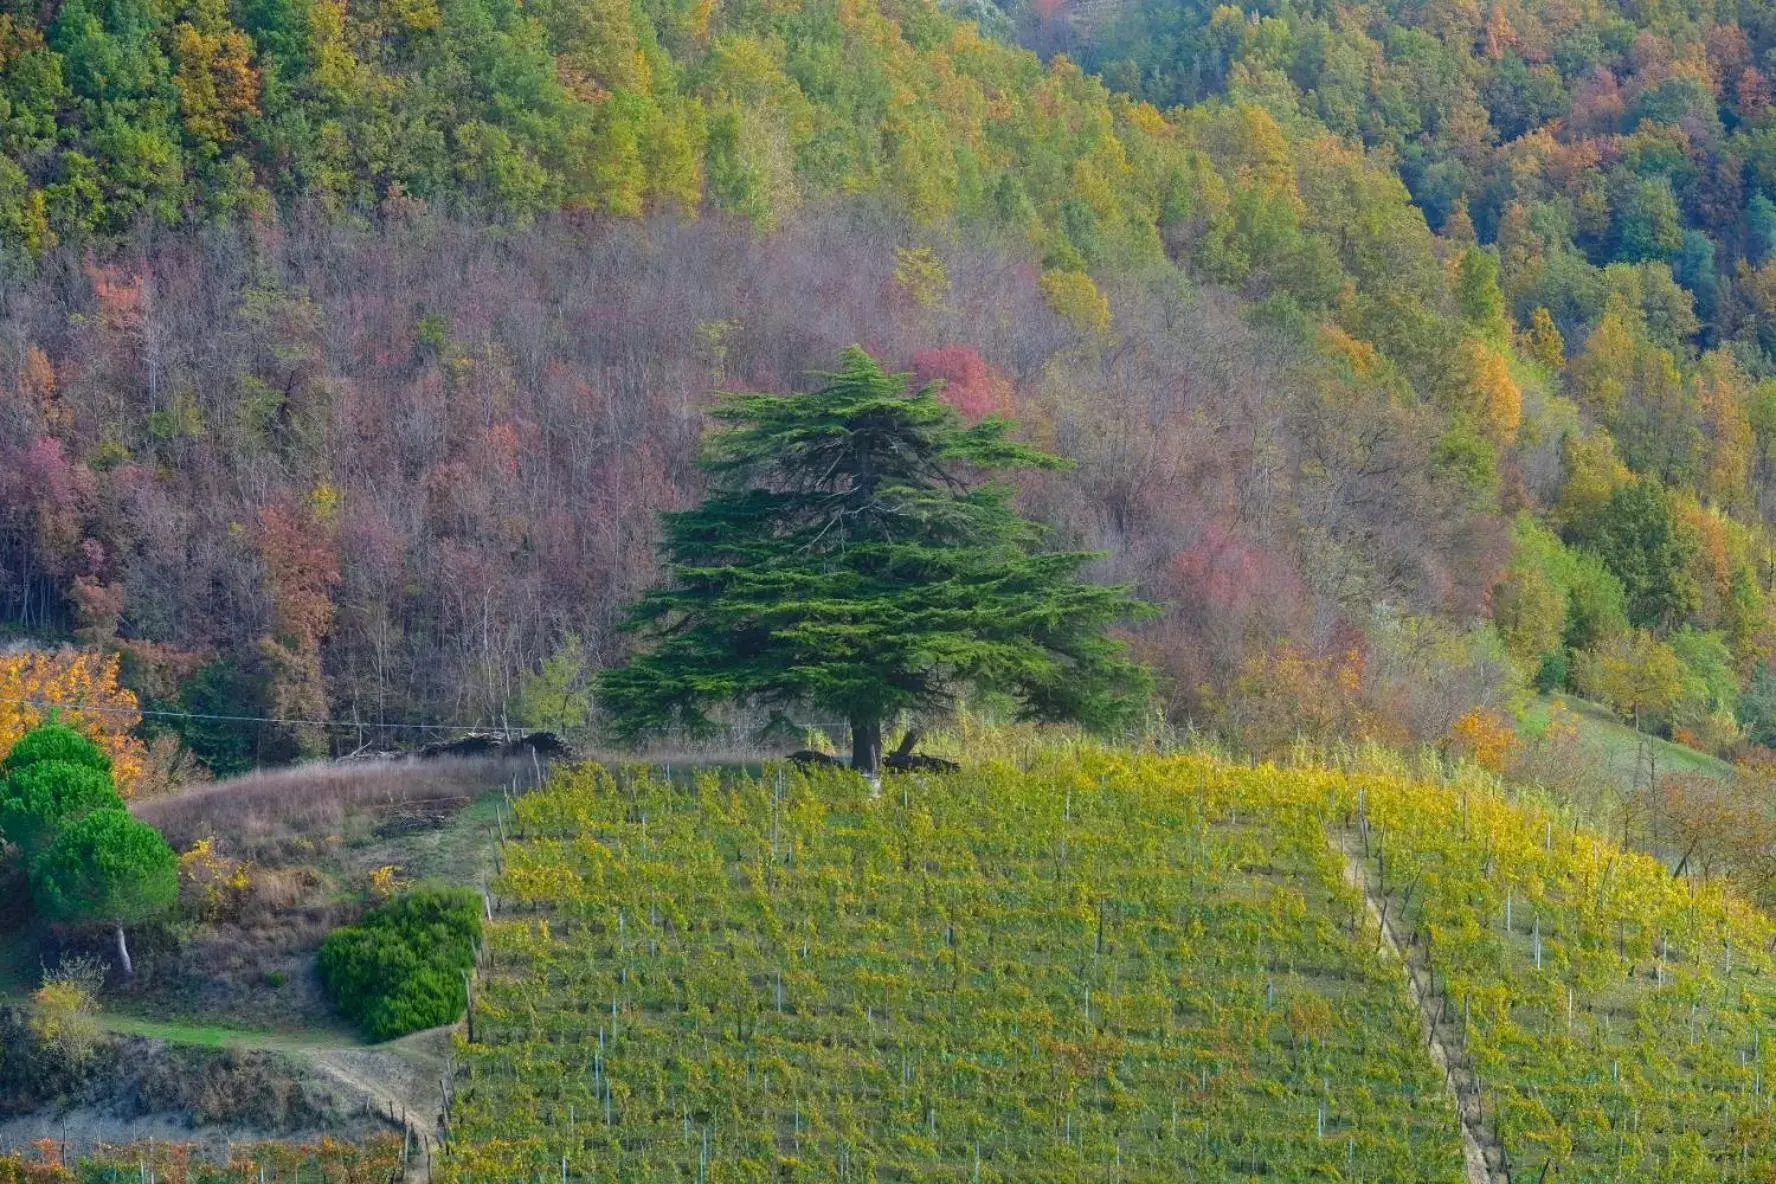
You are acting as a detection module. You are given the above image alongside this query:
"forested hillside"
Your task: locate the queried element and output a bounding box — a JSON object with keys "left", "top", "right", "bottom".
{"left": 1, "top": 0, "right": 1774, "bottom": 769}
{"left": 1016, "top": 0, "right": 1776, "bottom": 757}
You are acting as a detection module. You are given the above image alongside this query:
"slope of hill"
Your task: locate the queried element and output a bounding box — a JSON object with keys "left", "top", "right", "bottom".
{"left": 439, "top": 748, "right": 1776, "bottom": 1181}
{"left": 1539, "top": 691, "right": 1735, "bottom": 790}
{"left": 447, "top": 757, "right": 1467, "bottom": 1179}
{"left": 1355, "top": 754, "right": 1776, "bottom": 1180}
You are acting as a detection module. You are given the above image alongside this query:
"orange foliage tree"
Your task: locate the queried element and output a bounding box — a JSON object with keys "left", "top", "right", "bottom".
{"left": 0, "top": 650, "right": 145, "bottom": 794}
{"left": 1220, "top": 641, "right": 1385, "bottom": 756}
{"left": 1446, "top": 706, "right": 1517, "bottom": 772}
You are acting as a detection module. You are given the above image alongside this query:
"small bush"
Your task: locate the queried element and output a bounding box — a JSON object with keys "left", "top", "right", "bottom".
{"left": 30, "top": 956, "right": 105, "bottom": 1071}
{"left": 318, "top": 885, "right": 481, "bottom": 1041}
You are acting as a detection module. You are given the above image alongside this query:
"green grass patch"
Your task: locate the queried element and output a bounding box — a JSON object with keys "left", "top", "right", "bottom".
{"left": 1530, "top": 694, "right": 1733, "bottom": 789}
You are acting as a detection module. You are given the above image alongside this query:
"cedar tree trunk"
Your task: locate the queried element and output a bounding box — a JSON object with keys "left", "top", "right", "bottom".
{"left": 850, "top": 715, "right": 883, "bottom": 778}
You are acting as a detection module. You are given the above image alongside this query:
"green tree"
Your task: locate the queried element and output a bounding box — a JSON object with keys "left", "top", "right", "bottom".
{"left": 1493, "top": 560, "right": 1564, "bottom": 671}
{"left": 513, "top": 633, "right": 594, "bottom": 736}
{"left": 598, "top": 347, "right": 1154, "bottom": 775}
{"left": 1739, "top": 662, "right": 1776, "bottom": 747}
{"left": 1614, "top": 177, "right": 1684, "bottom": 263}
{"left": 1752, "top": 192, "right": 1776, "bottom": 266}
{"left": 32, "top": 809, "right": 177, "bottom": 977}
{"left": 1673, "top": 230, "right": 1719, "bottom": 327}
{"left": 165, "top": 659, "right": 293, "bottom": 776}
{"left": 0, "top": 761, "right": 123, "bottom": 861}
{"left": 1561, "top": 550, "right": 1630, "bottom": 653}
{"left": 1582, "top": 481, "right": 1698, "bottom": 630}
{"left": 3, "top": 721, "right": 112, "bottom": 776}
{"left": 1669, "top": 627, "right": 1738, "bottom": 743}
{"left": 1456, "top": 247, "right": 1511, "bottom": 345}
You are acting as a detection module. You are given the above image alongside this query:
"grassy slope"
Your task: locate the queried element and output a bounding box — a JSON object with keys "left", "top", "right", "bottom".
{"left": 1530, "top": 693, "right": 1733, "bottom": 790}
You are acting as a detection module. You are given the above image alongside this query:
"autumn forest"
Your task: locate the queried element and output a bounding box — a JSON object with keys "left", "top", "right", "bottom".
{"left": 1, "top": 0, "right": 1775, "bottom": 773}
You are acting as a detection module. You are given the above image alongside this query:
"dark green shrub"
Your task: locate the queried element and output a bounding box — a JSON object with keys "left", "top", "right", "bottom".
{"left": 318, "top": 886, "right": 481, "bottom": 1041}
{"left": 1534, "top": 649, "right": 1569, "bottom": 694}
{"left": 0, "top": 760, "right": 124, "bottom": 859}
{"left": 1741, "top": 662, "right": 1776, "bottom": 749}
{"left": 169, "top": 659, "right": 298, "bottom": 776}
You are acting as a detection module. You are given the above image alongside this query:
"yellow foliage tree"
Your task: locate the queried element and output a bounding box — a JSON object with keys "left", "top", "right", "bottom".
{"left": 1039, "top": 269, "right": 1112, "bottom": 337}
{"left": 1552, "top": 432, "right": 1630, "bottom": 535}
{"left": 1569, "top": 307, "right": 1639, "bottom": 416}
{"left": 1522, "top": 306, "right": 1565, "bottom": 372}
{"left": 1492, "top": 562, "right": 1565, "bottom": 668}
{"left": 30, "top": 962, "right": 102, "bottom": 1072}
{"left": 1318, "top": 324, "right": 1386, "bottom": 382}
{"left": 1573, "top": 629, "right": 1686, "bottom": 728}
{"left": 892, "top": 246, "right": 951, "bottom": 309}
{"left": 1454, "top": 337, "right": 1523, "bottom": 445}
{"left": 171, "top": 23, "right": 261, "bottom": 144}
{"left": 0, "top": 650, "right": 145, "bottom": 794}
{"left": 1693, "top": 350, "right": 1755, "bottom": 514}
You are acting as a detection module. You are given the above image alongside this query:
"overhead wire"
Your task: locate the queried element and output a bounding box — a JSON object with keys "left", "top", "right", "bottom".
{"left": 0, "top": 695, "right": 848, "bottom": 743}
{"left": 0, "top": 695, "right": 533, "bottom": 736}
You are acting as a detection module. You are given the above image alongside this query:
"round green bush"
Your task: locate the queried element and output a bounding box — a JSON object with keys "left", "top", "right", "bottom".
{"left": 318, "top": 886, "right": 482, "bottom": 1041}
{"left": 0, "top": 760, "right": 124, "bottom": 859}
{"left": 3, "top": 723, "right": 112, "bottom": 776}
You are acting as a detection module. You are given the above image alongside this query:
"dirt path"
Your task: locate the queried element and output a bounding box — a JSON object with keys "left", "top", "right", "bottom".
{"left": 311, "top": 1044, "right": 445, "bottom": 1182}
{"left": 1338, "top": 832, "right": 1504, "bottom": 1184}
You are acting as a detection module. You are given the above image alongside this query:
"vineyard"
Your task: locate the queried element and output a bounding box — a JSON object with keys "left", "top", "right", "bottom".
{"left": 1357, "top": 769, "right": 1776, "bottom": 1180}
{"left": 444, "top": 756, "right": 1466, "bottom": 1181}
{"left": 434, "top": 747, "right": 1776, "bottom": 1182}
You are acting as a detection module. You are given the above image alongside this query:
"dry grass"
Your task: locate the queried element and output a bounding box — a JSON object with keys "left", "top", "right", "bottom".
{"left": 132, "top": 756, "right": 520, "bottom": 858}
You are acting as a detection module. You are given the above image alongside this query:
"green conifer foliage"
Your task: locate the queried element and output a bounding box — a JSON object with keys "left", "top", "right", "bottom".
{"left": 32, "top": 809, "right": 177, "bottom": 976}
{"left": 599, "top": 347, "right": 1153, "bottom": 774}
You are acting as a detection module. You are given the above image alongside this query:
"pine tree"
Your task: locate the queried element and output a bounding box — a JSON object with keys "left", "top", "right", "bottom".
{"left": 598, "top": 347, "right": 1153, "bottom": 774}
{"left": 32, "top": 809, "right": 177, "bottom": 977}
